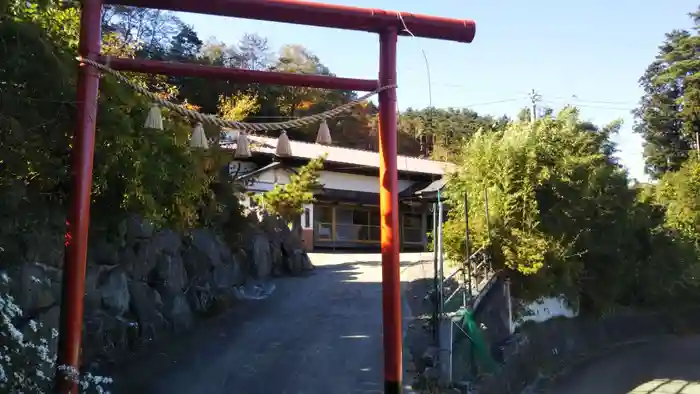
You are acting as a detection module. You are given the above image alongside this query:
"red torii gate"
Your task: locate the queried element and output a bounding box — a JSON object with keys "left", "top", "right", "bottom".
{"left": 56, "top": 1, "right": 476, "bottom": 392}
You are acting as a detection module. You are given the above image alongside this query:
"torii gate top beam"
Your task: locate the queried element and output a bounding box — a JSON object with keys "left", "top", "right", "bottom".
{"left": 105, "top": 0, "right": 476, "bottom": 43}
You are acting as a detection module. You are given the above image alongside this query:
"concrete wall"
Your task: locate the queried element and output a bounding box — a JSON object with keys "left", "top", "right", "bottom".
{"left": 514, "top": 296, "right": 578, "bottom": 329}
{"left": 477, "top": 307, "right": 700, "bottom": 394}
{"left": 475, "top": 280, "right": 512, "bottom": 348}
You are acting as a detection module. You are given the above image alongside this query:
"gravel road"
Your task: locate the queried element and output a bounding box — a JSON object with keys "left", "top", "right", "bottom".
{"left": 543, "top": 336, "right": 700, "bottom": 394}
{"left": 112, "top": 253, "right": 432, "bottom": 394}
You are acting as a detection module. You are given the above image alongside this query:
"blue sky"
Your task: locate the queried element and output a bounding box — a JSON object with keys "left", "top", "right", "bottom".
{"left": 177, "top": 0, "right": 698, "bottom": 181}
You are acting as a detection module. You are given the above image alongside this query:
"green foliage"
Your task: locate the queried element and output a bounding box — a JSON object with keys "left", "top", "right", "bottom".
{"left": 657, "top": 156, "right": 700, "bottom": 244}
{"left": 1, "top": 0, "right": 54, "bottom": 18}
{"left": 442, "top": 108, "right": 698, "bottom": 313}
{"left": 218, "top": 93, "right": 260, "bottom": 122}
{"left": 0, "top": 4, "right": 218, "bottom": 263}
{"left": 256, "top": 156, "right": 325, "bottom": 222}
{"left": 443, "top": 109, "right": 608, "bottom": 297}
{"left": 197, "top": 95, "right": 260, "bottom": 231}
{"left": 635, "top": 7, "right": 700, "bottom": 178}
{"left": 396, "top": 107, "right": 510, "bottom": 159}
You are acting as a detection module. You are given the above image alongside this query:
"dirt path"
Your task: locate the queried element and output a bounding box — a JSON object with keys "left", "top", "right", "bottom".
{"left": 543, "top": 336, "right": 700, "bottom": 394}
{"left": 111, "top": 253, "right": 433, "bottom": 394}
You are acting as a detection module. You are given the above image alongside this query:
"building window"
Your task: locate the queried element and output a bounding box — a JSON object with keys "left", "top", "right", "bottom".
{"left": 316, "top": 206, "right": 334, "bottom": 240}
{"left": 368, "top": 209, "right": 381, "bottom": 241}
{"left": 313, "top": 205, "right": 380, "bottom": 243}
{"left": 304, "top": 208, "right": 311, "bottom": 228}
{"left": 335, "top": 207, "right": 356, "bottom": 241}
{"left": 402, "top": 213, "right": 423, "bottom": 244}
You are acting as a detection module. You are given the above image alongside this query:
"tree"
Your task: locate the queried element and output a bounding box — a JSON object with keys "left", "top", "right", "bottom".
{"left": 442, "top": 108, "right": 696, "bottom": 313}
{"left": 168, "top": 21, "right": 203, "bottom": 61}
{"left": 236, "top": 33, "right": 271, "bottom": 71}
{"left": 269, "top": 45, "right": 334, "bottom": 121}
{"left": 516, "top": 107, "right": 532, "bottom": 123}
{"left": 218, "top": 93, "right": 260, "bottom": 123}
{"left": 395, "top": 107, "right": 509, "bottom": 159}
{"left": 175, "top": 34, "right": 272, "bottom": 116}
{"left": 255, "top": 156, "right": 325, "bottom": 226}
{"left": 657, "top": 156, "right": 700, "bottom": 244}
{"left": 101, "top": 5, "right": 182, "bottom": 59}
{"left": 634, "top": 7, "right": 700, "bottom": 178}
{"left": 0, "top": 2, "right": 219, "bottom": 262}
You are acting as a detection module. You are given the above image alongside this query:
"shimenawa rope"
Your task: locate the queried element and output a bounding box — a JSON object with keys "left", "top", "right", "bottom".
{"left": 77, "top": 56, "right": 396, "bottom": 133}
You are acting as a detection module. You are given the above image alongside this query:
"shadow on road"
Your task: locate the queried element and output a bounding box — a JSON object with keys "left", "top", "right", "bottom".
{"left": 543, "top": 337, "right": 700, "bottom": 394}
{"left": 108, "top": 258, "right": 432, "bottom": 394}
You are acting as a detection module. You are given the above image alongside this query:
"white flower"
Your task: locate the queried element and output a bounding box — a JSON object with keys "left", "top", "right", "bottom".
{"left": 0, "top": 271, "right": 112, "bottom": 393}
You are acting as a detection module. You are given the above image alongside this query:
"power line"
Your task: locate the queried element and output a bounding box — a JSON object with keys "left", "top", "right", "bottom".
{"left": 397, "top": 12, "right": 434, "bottom": 158}
{"left": 466, "top": 98, "right": 523, "bottom": 107}
{"left": 549, "top": 95, "right": 637, "bottom": 106}
{"left": 362, "top": 77, "right": 682, "bottom": 114}
{"left": 542, "top": 100, "right": 685, "bottom": 114}
{"left": 540, "top": 101, "right": 633, "bottom": 111}
{"left": 542, "top": 94, "right": 686, "bottom": 112}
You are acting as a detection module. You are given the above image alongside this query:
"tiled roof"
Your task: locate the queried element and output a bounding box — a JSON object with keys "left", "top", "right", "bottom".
{"left": 221, "top": 134, "right": 454, "bottom": 176}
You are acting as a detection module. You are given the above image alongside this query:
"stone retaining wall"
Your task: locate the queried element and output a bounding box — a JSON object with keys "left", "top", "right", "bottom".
{"left": 476, "top": 307, "right": 700, "bottom": 394}
{"left": 5, "top": 213, "right": 313, "bottom": 368}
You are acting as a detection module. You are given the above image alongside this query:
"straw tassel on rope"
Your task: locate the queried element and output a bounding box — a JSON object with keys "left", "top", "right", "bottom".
{"left": 144, "top": 105, "right": 163, "bottom": 130}
{"left": 316, "top": 120, "right": 332, "bottom": 145}
{"left": 276, "top": 131, "right": 292, "bottom": 157}
{"left": 235, "top": 131, "right": 251, "bottom": 158}
{"left": 190, "top": 122, "right": 209, "bottom": 149}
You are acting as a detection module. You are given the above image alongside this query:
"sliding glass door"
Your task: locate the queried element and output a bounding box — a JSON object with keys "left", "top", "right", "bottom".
{"left": 314, "top": 204, "right": 426, "bottom": 247}
{"left": 314, "top": 204, "right": 380, "bottom": 244}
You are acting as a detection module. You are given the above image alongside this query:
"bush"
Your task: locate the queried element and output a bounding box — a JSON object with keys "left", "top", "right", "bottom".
{"left": 0, "top": 273, "right": 112, "bottom": 393}
{"left": 255, "top": 155, "right": 325, "bottom": 222}
{"left": 442, "top": 108, "right": 699, "bottom": 313}
{"left": 0, "top": 4, "right": 241, "bottom": 266}
{"left": 657, "top": 156, "right": 700, "bottom": 244}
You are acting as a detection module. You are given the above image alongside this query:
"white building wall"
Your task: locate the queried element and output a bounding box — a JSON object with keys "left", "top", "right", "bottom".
{"left": 252, "top": 168, "right": 414, "bottom": 194}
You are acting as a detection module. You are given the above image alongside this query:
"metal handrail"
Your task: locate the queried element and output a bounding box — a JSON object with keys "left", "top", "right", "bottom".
{"left": 439, "top": 248, "right": 496, "bottom": 309}
{"left": 443, "top": 267, "right": 464, "bottom": 284}
{"left": 467, "top": 246, "right": 485, "bottom": 261}
{"left": 440, "top": 246, "right": 488, "bottom": 286}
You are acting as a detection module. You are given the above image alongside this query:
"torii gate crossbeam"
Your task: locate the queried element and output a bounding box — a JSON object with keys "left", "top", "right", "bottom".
{"left": 56, "top": 1, "right": 476, "bottom": 393}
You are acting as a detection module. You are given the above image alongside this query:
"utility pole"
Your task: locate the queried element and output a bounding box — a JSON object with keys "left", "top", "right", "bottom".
{"left": 529, "top": 89, "right": 542, "bottom": 122}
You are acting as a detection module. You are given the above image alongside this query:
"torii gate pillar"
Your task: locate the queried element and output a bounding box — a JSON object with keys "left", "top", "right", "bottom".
{"left": 378, "top": 26, "right": 402, "bottom": 393}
